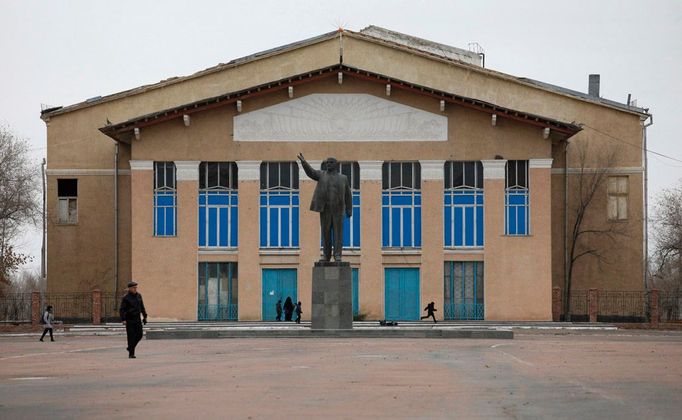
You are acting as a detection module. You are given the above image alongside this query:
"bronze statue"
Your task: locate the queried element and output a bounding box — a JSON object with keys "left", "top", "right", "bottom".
{"left": 297, "top": 153, "right": 352, "bottom": 262}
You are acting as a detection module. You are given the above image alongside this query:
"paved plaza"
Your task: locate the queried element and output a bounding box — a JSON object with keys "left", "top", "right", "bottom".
{"left": 1, "top": 330, "right": 681, "bottom": 419}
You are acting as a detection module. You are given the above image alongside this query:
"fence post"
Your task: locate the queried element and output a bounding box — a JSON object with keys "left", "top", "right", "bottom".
{"left": 31, "top": 291, "right": 41, "bottom": 326}
{"left": 588, "top": 288, "right": 599, "bottom": 323}
{"left": 649, "top": 289, "right": 660, "bottom": 328}
{"left": 92, "top": 289, "right": 102, "bottom": 325}
{"left": 552, "top": 287, "right": 562, "bottom": 322}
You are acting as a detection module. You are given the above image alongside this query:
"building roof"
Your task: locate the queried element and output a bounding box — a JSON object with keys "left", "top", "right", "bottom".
{"left": 41, "top": 26, "right": 650, "bottom": 121}
{"left": 99, "top": 64, "right": 582, "bottom": 143}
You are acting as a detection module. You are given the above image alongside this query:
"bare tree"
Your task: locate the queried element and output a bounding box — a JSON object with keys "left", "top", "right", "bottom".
{"left": 563, "top": 142, "right": 623, "bottom": 320}
{"left": 0, "top": 125, "right": 40, "bottom": 287}
{"left": 650, "top": 180, "right": 682, "bottom": 292}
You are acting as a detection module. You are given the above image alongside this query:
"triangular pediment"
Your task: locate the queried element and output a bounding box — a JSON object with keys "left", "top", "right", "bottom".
{"left": 233, "top": 93, "right": 447, "bottom": 142}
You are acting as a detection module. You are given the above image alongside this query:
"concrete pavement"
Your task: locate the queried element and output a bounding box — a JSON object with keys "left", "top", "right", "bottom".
{"left": 1, "top": 331, "right": 681, "bottom": 419}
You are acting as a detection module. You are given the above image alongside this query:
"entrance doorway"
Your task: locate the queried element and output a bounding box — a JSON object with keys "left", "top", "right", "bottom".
{"left": 384, "top": 268, "right": 420, "bottom": 320}
{"left": 198, "top": 262, "right": 238, "bottom": 321}
{"left": 444, "top": 261, "right": 484, "bottom": 320}
{"left": 262, "top": 269, "right": 297, "bottom": 321}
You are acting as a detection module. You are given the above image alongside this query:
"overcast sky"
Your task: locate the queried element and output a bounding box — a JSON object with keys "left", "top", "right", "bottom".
{"left": 1, "top": 0, "right": 680, "bottom": 272}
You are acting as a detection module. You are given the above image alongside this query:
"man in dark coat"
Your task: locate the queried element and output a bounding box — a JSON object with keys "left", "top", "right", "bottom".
{"left": 120, "top": 281, "right": 147, "bottom": 358}
{"left": 297, "top": 153, "right": 352, "bottom": 262}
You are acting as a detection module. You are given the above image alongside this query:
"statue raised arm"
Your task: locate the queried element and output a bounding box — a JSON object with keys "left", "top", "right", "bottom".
{"left": 297, "top": 153, "right": 351, "bottom": 262}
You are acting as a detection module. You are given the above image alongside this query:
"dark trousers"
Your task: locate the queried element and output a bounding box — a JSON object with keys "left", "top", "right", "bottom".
{"left": 320, "top": 210, "right": 344, "bottom": 261}
{"left": 40, "top": 328, "right": 54, "bottom": 341}
{"left": 276, "top": 312, "right": 282, "bottom": 321}
{"left": 295, "top": 313, "right": 301, "bottom": 323}
{"left": 126, "top": 321, "right": 143, "bottom": 355}
{"left": 421, "top": 313, "right": 437, "bottom": 323}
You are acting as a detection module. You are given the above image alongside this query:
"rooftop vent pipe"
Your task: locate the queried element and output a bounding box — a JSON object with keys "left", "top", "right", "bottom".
{"left": 588, "top": 74, "right": 600, "bottom": 97}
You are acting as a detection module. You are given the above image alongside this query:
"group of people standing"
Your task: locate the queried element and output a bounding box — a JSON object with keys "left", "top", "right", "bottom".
{"left": 275, "top": 297, "right": 302, "bottom": 323}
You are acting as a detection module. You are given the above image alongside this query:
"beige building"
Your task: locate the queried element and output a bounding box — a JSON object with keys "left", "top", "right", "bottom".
{"left": 41, "top": 26, "right": 651, "bottom": 321}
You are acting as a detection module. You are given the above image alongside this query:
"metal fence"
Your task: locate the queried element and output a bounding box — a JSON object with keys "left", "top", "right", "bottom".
{"left": 40, "top": 293, "right": 92, "bottom": 324}
{"left": 565, "top": 290, "right": 589, "bottom": 321}
{"left": 0, "top": 293, "right": 32, "bottom": 322}
{"left": 198, "top": 304, "right": 238, "bottom": 321}
{"left": 660, "top": 292, "right": 682, "bottom": 321}
{"left": 444, "top": 302, "right": 484, "bottom": 320}
{"left": 597, "top": 291, "right": 649, "bottom": 322}
{"left": 101, "top": 292, "right": 125, "bottom": 323}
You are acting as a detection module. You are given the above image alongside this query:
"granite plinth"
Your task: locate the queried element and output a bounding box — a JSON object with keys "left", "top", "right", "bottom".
{"left": 311, "top": 261, "right": 353, "bottom": 330}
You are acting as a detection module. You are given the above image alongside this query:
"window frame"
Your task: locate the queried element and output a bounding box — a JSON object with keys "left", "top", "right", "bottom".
{"left": 259, "top": 162, "right": 300, "bottom": 249}
{"left": 382, "top": 161, "right": 422, "bottom": 248}
{"left": 504, "top": 160, "right": 530, "bottom": 236}
{"left": 444, "top": 161, "right": 484, "bottom": 248}
{"left": 199, "top": 162, "right": 239, "bottom": 248}
{"left": 57, "top": 179, "right": 78, "bottom": 225}
{"left": 153, "top": 162, "right": 177, "bottom": 237}
{"left": 607, "top": 175, "right": 629, "bottom": 221}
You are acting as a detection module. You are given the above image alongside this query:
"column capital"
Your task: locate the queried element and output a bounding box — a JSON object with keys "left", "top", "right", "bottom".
{"left": 358, "top": 160, "right": 383, "bottom": 181}
{"left": 129, "top": 160, "right": 153, "bottom": 170}
{"left": 419, "top": 160, "right": 446, "bottom": 181}
{"left": 174, "top": 161, "right": 200, "bottom": 181}
{"left": 529, "top": 158, "right": 554, "bottom": 169}
{"left": 481, "top": 160, "right": 507, "bottom": 180}
{"left": 236, "top": 160, "right": 261, "bottom": 181}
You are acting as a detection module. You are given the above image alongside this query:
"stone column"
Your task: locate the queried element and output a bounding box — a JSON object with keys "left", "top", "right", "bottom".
{"left": 129, "top": 159, "right": 153, "bottom": 315}
{"left": 236, "top": 161, "right": 261, "bottom": 321}
{"left": 358, "top": 161, "right": 383, "bottom": 319}
{"left": 420, "top": 160, "right": 445, "bottom": 320}
{"left": 552, "top": 287, "right": 562, "bottom": 322}
{"left": 92, "top": 289, "right": 102, "bottom": 325}
{"left": 588, "top": 288, "right": 599, "bottom": 323}
{"left": 481, "top": 159, "right": 506, "bottom": 321}
{"left": 649, "top": 288, "right": 660, "bottom": 328}
{"left": 31, "top": 291, "right": 41, "bottom": 326}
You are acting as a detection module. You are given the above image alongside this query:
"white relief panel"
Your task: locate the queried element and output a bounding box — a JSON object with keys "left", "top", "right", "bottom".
{"left": 233, "top": 94, "right": 447, "bottom": 142}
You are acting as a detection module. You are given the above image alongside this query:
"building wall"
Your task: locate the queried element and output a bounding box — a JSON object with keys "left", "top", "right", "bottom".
{"left": 44, "top": 33, "right": 646, "bottom": 318}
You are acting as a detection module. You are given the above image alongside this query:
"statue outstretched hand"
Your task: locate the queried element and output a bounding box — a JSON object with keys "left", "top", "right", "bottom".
{"left": 297, "top": 153, "right": 306, "bottom": 163}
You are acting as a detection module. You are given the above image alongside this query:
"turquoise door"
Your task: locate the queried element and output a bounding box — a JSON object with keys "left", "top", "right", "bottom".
{"left": 262, "top": 269, "right": 297, "bottom": 320}
{"left": 352, "top": 268, "right": 359, "bottom": 317}
{"left": 384, "top": 268, "right": 420, "bottom": 320}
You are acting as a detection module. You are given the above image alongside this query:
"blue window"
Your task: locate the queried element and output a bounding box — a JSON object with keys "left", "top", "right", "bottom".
{"left": 260, "top": 162, "right": 299, "bottom": 248}
{"left": 382, "top": 162, "right": 421, "bottom": 248}
{"left": 505, "top": 160, "right": 529, "bottom": 235}
{"left": 198, "top": 262, "right": 238, "bottom": 321}
{"left": 198, "top": 162, "right": 238, "bottom": 248}
{"left": 444, "top": 161, "right": 483, "bottom": 247}
{"left": 153, "top": 162, "right": 176, "bottom": 236}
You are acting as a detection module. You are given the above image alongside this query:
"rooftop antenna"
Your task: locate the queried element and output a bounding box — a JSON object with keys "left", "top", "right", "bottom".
{"left": 468, "top": 42, "right": 485, "bottom": 68}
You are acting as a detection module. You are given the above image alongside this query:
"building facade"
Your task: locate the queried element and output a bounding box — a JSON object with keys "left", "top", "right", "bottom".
{"left": 41, "top": 27, "right": 651, "bottom": 321}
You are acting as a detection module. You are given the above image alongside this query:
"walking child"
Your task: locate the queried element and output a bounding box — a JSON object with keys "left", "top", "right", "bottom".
{"left": 295, "top": 301, "right": 302, "bottom": 324}
{"left": 275, "top": 299, "right": 282, "bottom": 321}
{"left": 39, "top": 305, "right": 55, "bottom": 342}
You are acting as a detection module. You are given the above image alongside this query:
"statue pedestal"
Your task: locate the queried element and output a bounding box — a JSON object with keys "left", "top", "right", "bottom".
{"left": 311, "top": 261, "right": 353, "bottom": 330}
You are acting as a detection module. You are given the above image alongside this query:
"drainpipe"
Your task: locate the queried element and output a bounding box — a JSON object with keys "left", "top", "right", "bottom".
{"left": 642, "top": 114, "right": 653, "bottom": 290}
{"left": 114, "top": 142, "right": 119, "bottom": 303}
{"left": 41, "top": 158, "right": 47, "bottom": 281}
{"left": 563, "top": 140, "right": 570, "bottom": 321}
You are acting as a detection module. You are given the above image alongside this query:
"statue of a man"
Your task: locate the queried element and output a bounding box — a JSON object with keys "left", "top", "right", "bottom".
{"left": 298, "top": 153, "right": 352, "bottom": 262}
